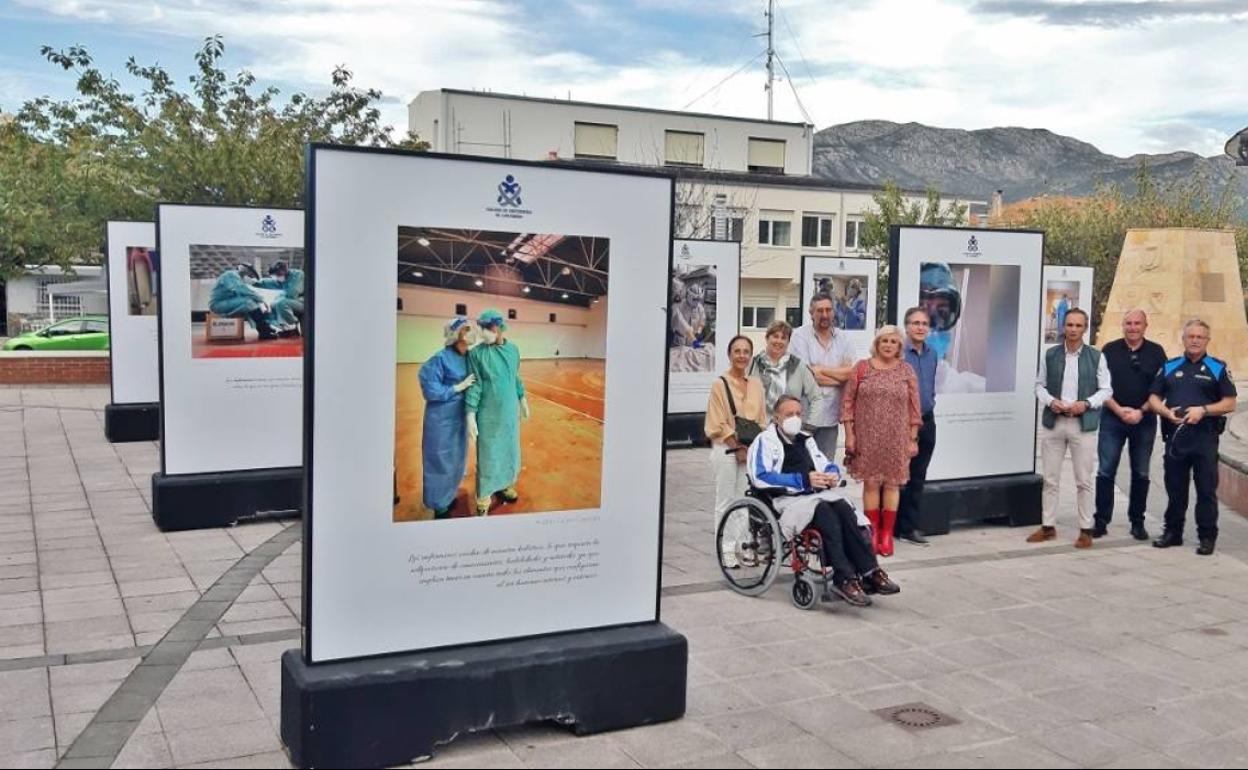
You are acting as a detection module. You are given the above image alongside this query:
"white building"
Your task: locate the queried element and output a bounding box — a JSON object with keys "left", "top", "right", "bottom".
{"left": 410, "top": 89, "right": 813, "bottom": 175}
{"left": 3, "top": 265, "right": 106, "bottom": 335}
{"left": 409, "top": 89, "right": 983, "bottom": 348}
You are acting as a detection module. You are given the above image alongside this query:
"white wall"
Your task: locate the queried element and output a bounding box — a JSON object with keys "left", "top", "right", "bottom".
{"left": 6, "top": 267, "right": 105, "bottom": 314}
{"left": 397, "top": 284, "right": 608, "bottom": 362}
{"left": 411, "top": 89, "right": 813, "bottom": 175}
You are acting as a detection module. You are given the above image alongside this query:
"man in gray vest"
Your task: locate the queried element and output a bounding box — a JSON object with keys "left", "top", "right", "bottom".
{"left": 1029, "top": 308, "right": 1112, "bottom": 548}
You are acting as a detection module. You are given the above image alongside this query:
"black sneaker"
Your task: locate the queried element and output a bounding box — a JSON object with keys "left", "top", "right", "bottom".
{"left": 1130, "top": 524, "right": 1149, "bottom": 541}
{"left": 899, "top": 530, "right": 930, "bottom": 546}
{"left": 1092, "top": 525, "right": 1108, "bottom": 539}
{"left": 1196, "top": 540, "right": 1216, "bottom": 556}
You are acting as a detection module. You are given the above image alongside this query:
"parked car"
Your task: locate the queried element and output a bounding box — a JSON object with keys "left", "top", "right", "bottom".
{"left": 2, "top": 316, "right": 110, "bottom": 351}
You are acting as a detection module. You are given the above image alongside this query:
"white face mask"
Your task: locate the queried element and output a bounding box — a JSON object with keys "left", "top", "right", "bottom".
{"left": 480, "top": 328, "right": 499, "bottom": 345}
{"left": 781, "top": 416, "right": 803, "bottom": 437}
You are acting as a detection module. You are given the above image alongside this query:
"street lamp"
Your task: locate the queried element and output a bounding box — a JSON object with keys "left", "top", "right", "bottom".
{"left": 1227, "top": 126, "right": 1248, "bottom": 166}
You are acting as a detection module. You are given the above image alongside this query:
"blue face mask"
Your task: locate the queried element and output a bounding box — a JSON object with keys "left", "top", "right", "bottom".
{"left": 928, "top": 329, "right": 952, "bottom": 360}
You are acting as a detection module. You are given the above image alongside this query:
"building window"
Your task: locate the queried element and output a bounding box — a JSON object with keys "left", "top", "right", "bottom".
{"left": 665, "top": 130, "right": 705, "bottom": 167}
{"left": 727, "top": 216, "right": 744, "bottom": 243}
{"left": 37, "top": 277, "right": 81, "bottom": 319}
{"left": 785, "top": 307, "right": 802, "bottom": 328}
{"left": 747, "top": 137, "right": 786, "bottom": 174}
{"left": 802, "top": 214, "right": 835, "bottom": 248}
{"left": 574, "top": 122, "right": 618, "bottom": 160}
{"left": 845, "top": 219, "right": 864, "bottom": 250}
{"left": 742, "top": 306, "right": 776, "bottom": 329}
{"left": 758, "top": 212, "right": 792, "bottom": 247}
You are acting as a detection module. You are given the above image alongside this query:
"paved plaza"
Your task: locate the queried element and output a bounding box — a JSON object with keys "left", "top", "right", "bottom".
{"left": 5, "top": 385, "right": 1248, "bottom": 768}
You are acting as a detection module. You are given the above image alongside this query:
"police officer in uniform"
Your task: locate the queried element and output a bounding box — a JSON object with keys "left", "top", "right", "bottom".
{"left": 1148, "top": 319, "right": 1238, "bottom": 555}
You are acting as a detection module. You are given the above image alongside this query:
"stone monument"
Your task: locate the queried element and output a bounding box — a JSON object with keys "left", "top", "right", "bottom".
{"left": 1097, "top": 228, "right": 1248, "bottom": 373}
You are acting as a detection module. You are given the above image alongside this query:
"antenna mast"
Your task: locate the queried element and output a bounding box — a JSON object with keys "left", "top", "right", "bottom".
{"left": 765, "top": 0, "right": 775, "bottom": 120}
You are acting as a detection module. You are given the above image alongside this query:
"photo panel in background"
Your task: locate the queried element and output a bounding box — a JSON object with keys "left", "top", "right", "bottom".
{"left": 395, "top": 227, "right": 609, "bottom": 523}
{"left": 156, "top": 205, "right": 304, "bottom": 476}
{"left": 666, "top": 240, "right": 741, "bottom": 415}
{"left": 307, "top": 147, "right": 673, "bottom": 663}
{"left": 107, "top": 221, "right": 158, "bottom": 404}
{"left": 1041, "top": 265, "right": 1094, "bottom": 348}
{"left": 891, "top": 226, "right": 1042, "bottom": 482}
{"left": 800, "top": 256, "right": 879, "bottom": 360}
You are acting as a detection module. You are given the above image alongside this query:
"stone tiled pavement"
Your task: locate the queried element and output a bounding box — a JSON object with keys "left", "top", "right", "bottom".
{"left": 6, "top": 385, "right": 1248, "bottom": 768}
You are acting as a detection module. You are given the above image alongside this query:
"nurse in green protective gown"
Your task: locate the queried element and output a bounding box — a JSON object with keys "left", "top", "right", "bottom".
{"left": 465, "top": 309, "right": 529, "bottom": 516}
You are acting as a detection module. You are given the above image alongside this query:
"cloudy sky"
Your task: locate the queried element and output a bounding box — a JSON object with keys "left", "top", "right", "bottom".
{"left": 1, "top": 0, "right": 1245, "bottom": 157}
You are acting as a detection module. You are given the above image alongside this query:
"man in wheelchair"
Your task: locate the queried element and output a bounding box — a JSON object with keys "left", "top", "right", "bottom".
{"left": 746, "top": 395, "right": 900, "bottom": 606}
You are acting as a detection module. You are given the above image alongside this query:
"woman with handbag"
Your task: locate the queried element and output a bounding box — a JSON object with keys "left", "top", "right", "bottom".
{"left": 705, "top": 335, "right": 768, "bottom": 565}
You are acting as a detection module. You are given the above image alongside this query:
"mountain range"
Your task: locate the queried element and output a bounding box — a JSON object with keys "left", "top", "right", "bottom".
{"left": 812, "top": 120, "right": 1248, "bottom": 210}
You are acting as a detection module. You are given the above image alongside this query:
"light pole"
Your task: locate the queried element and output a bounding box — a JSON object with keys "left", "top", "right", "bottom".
{"left": 1227, "top": 126, "right": 1248, "bottom": 166}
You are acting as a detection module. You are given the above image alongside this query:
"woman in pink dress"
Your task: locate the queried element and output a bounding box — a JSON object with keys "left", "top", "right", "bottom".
{"left": 842, "top": 325, "right": 922, "bottom": 557}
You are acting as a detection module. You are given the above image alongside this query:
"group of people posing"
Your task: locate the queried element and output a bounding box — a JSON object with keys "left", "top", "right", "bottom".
{"left": 705, "top": 293, "right": 1236, "bottom": 604}
{"left": 705, "top": 292, "right": 932, "bottom": 605}
{"left": 209, "top": 260, "right": 305, "bottom": 340}
{"left": 414, "top": 311, "right": 529, "bottom": 519}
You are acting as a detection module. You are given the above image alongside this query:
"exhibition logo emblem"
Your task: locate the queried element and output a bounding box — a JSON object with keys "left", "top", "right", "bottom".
{"left": 967, "top": 235, "right": 979, "bottom": 253}
{"left": 258, "top": 215, "right": 280, "bottom": 239}
{"left": 486, "top": 173, "right": 533, "bottom": 220}
{"left": 497, "top": 175, "right": 522, "bottom": 207}
{"left": 680, "top": 244, "right": 692, "bottom": 259}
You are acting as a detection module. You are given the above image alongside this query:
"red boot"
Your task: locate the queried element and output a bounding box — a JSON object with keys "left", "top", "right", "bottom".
{"left": 865, "top": 509, "right": 882, "bottom": 555}
{"left": 880, "top": 510, "right": 897, "bottom": 557}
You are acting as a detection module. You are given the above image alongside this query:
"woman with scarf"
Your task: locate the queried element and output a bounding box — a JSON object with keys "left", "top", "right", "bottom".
{"left": 748, "top": 319, "right": 824, "bottom": 422}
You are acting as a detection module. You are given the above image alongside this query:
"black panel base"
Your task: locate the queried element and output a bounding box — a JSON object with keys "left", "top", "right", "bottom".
{"left": 104, "top": 402, "right": 160, "bottom": 443}
{"left": 665, "top": 412, "right": 709, "bottom": 447}
{"left": 151, "top": 467, "right": 302, "bottom": 531}
{"left": 280, "top": 623, "right": 688, "bottom": 769}
{"left": 915, "top": 473, "right": 1044, "bottom": 535}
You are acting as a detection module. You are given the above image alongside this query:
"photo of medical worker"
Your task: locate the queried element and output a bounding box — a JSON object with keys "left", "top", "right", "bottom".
{"left": 669, "top": 264, "right": 717, "bottom": 373}
{"left": 189, "top": 245, "right": 305, "bottom": 359}
{"left": 126, "top": 247, "right": 159, "bottom": 316}
{"left": 394, "top": 227, "right": 608, "bottom": 522}
{"left": 919, "top": 261, "right": 1021, "bottom": 394}
{"left": 812, "top": 273, "right": 870, "bottom": 330}
{"left": 1043, "top": 280, "right": 1081, "bottom": 343}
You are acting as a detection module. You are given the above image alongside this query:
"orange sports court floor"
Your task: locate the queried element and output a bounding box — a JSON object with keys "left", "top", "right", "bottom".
{"left": 394, "top": 358, "right": 605, "bottom": 522}
{"left": 190, "top": 322, "right": 304, "bottom": 359}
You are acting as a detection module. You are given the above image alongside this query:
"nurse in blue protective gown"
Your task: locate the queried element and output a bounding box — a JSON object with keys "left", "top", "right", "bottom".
{"left": 465, "top": 309, "right": 530, "bottom": 516}
{"left": 418, "top": 317, "right": 477, "bottom": 519}
{"left": 208, "top": 264, "right": 277, "bottom": 339}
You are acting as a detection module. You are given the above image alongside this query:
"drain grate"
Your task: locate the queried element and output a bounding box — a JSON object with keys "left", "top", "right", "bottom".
{"left": 873, "top": 702, "right": 960, "bottom": 732}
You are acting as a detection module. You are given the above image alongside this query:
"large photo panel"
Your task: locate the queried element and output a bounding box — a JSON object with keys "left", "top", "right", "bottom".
{"left": 157, "top": 205, "right": 305, "bottom": 475}
{"left": 309, "top": 147, "right": 674, "bottom": 663}
{"left": 666, "top": 239, "right": 740, "bottom": 415}
{"left": 801, "top": 256, "right": 878, "bottom": 360}
{"left": 1041, "top": 265, "right": 1094, "bottom": 348}
{"left": 891, "top": 226, "right": 1042, "bottom": 482}
{"left": 107, "top": 221, "right": 158, "bottom": 404}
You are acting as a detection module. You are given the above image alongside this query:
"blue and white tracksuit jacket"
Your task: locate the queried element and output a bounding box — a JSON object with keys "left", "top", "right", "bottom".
{"left": 745, "top": 424, "right": 865, "bottom": 538}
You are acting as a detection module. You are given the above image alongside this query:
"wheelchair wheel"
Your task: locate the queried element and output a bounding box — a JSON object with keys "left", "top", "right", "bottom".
{"left": 791, "top": 574, "right": 820, "bottom": 611}
{"left": 716, "top": 497, "right": 782, "bottom": 597}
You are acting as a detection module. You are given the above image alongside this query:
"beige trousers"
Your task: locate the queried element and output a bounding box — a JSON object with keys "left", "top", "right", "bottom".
{"left": 1041, "top": 416, "right": 1096, "bottom": 530}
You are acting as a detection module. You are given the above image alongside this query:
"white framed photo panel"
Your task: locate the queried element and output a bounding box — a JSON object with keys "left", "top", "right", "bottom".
{"left": 106, "top": 221, "right": 158, "bottom": 404}
{"left": 666, "top": 239, "right": 741, "bottom": 415}
{"left": 157, "top": 204, "right": 305, "bottom": 476}
{"left": 800, "top": 256, "right": 879, "bottom": 360}
{"left": 1041, "top": 265, "right": 1094, "bottom": 348}
{"left": 306, "top": 147, "right": 674, "bottom": 663}
{"left": 891, "top": 226, "right": 1043, "bottom": 482}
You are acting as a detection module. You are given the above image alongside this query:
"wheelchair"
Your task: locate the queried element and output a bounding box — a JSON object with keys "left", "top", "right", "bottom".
{"left": 715, "top": 486, "right": 839, "bottom": 611}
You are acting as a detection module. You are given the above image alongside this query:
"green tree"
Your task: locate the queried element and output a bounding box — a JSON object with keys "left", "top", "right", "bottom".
{"left": 858, "top": 182, "right": 968, "bottom": 324}
{"left": 0, "top": 36, "right": 428, "bottom": 279}
{"left": 1007, "top": 161, "right": 1248, "bottom": 336}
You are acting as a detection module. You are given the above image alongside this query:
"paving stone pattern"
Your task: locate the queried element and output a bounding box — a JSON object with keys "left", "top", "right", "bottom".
{"left": 4, "top": 385, "right": 1248, "bottom": 768}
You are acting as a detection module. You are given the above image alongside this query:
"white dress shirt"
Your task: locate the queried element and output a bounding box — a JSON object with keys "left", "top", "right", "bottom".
{"left": 1034, "top": 344, "right": 1113, "bottom": 409}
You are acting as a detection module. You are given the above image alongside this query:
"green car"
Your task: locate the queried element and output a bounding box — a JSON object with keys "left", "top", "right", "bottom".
{"left": 3, "top": 315, "right": 110, "bottom": 351}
